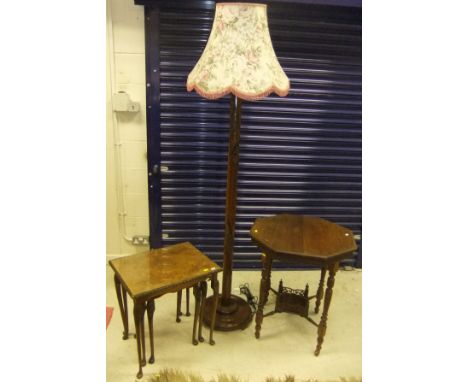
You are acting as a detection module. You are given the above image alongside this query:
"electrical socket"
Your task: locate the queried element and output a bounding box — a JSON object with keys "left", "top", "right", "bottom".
{"left": 132, "top": 236, "right": 149, "bottom": 246}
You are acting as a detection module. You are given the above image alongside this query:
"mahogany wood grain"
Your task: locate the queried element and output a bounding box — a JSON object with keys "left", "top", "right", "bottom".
{"left": 203, "top": 94, "right": 252, "bottom": 331}
{"left": 255, "top": 254, "right": 273, "bottom": 339}
{"left": 198, "top": 281, "right": 208, "bottom": 343}
{"left": 209, "top": 274, "right": 219, "bottom": 345}
{"left": 176, "top": 290, "right": 182, "bottom": 322}
{"left": 222, "top": 94, "right": 242, "bottom": 301}
{"left": 176, "top": 288, "right": 191, "bottom": 322}
{"left": 133, "top": 301, "right": 146, "bottom": 379}
{"left": 315, "top": 262, "right": 339, "bottom": 356}
{"left": 314, "top": 267, "right": 327, "bottom": 314}
{"left": 251, "top": 214, "right": 357, "bottom": 263}
{"left": 114, "top": 275, "right": 130, "bottom": 340}
{"left": 147, "top": 299, "right": 155, "bottom": 364}
{"left": 186, "top": 288, "right": 191, "bottom": 316}
{"left": 192, "top": 285, "right": 200, "bottom": 345}
{"left": 250, "top": 214, "right": 357, "bottom": 356}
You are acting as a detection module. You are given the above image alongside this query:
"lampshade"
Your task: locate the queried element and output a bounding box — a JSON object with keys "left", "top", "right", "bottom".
{"left": 187, "top": 2, "right": 290, "bottom": 101}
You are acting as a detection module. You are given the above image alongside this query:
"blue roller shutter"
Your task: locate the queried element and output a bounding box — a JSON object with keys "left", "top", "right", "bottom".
{"left": 142, "top": 0, "right": 362, "bottom": 268}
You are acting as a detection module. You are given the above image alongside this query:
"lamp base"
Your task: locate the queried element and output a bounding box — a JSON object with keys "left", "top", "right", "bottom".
{"left": 203, "top": 295, "right": 253, "bottom": 331}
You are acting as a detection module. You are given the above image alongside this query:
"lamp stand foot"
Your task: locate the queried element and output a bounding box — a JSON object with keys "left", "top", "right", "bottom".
{"left": 202, "top": 295, "right": 252, "bottom": 331}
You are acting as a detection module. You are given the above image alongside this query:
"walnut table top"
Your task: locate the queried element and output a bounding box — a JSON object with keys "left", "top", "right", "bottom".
{"left": 250, "top": 214, "right": 358, "bottom": 356}
{"left": 250, "top": 214, "right": 357, "bottom": 264}
{"left": 109, "top": 242, "right": 222, "bottom": 299}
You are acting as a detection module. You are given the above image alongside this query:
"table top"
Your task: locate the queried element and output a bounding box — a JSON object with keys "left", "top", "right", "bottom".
{"left": 109, "top": 242, "right": 222, "bottom": 299}
{"left": 250, "top": 214, "right": 357, "bottom": 262}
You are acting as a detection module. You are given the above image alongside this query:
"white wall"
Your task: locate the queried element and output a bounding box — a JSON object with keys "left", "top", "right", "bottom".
{"left": 106, "top": 0, "right": 149, "bottom": 257}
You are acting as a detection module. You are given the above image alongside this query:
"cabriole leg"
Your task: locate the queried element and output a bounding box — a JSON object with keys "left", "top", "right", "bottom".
{"left": 186, "top": 288, "right": 191, "bottom": 316}
{"left": 198, "top": 281, "right": 207, "bottom": 342}
{"left": 176, "top": 290, "right": 182, "bottom": 322}
{"left": 209, "top": 274, "right": 219, "bottom": 345}
{"left": 192, "top": 284, "right": 201, "bottom": 345}
{"left": 147, "top": 299, "right": 155, "bottom": 364}
{"left": 114, "top": 274, "right": 129, "bottom": 340}
{"left": 133, "top": 301, "right": 146, "bottom": 379}
{"left": 140, "top": 304, "right": 146, "bottom": 367}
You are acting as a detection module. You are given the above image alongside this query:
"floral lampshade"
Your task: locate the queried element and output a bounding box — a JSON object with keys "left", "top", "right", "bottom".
{"left": 187, "top": 2, "right": 290, "bottom": 101}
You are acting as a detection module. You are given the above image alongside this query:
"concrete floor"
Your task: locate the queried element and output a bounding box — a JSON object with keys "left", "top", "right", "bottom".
{"left": 106, "top": 265, "right": 361, "bottom": 382}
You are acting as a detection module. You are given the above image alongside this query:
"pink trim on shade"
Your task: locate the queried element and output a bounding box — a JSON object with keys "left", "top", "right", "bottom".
{"left": 187, "top": 83, "right": 290, "bottom": 101}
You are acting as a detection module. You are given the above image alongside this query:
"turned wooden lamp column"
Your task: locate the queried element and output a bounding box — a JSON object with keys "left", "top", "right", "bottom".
{"left": 187, "top": 2, "right": 290, "bottom": 331}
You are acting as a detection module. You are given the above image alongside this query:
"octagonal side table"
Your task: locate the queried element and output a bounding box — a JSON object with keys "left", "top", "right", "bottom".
{"left": 250, "top": 214, "right": 357, "bottom": 356}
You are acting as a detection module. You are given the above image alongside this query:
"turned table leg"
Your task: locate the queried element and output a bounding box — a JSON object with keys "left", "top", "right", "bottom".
{"left": 314, "top": 267, "right": 327, "bottom": 314}
{"left": 192, "top": 284, "right": 202, "bottom": 345}
{"left": 209, "top": 274, "right": 219, "bottom": 345}
{"left": 255, "top": 253, "right": 273, "bottom": 339}
{"left": 114, "top": 274, "right": 130, "bottom": 340}
{"left": 133, "top": 300, "right": 146, "bottom": 379}
{"left": 147, "top": 299, "right": 155, "bottom": 364}
{"left": 314, "top": 262, "right": 338, "bottom": 356}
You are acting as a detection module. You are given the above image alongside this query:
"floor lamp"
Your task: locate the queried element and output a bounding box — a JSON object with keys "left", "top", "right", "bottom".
{"left": 187, "top": 2, "right": 290, "bottom": 331}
